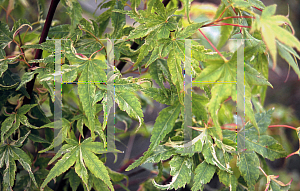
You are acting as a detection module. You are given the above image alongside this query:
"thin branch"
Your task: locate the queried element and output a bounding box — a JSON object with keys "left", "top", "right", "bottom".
{"left": 253, "top": 6, "right": 263, "bottom": 12}
{"left": 12, "top": 39, "right": 30, "bottom": 67}
{"left": 0, "top": 5, "right": 15, "bottom": 23}
{"left": 216, "top": 4, "right": 232, "bottom": 21}
{"left": 216, "top": 15, "right": 255, "bottom": 22}
{"left": 259, "top": 166, "right": 268, "bottom": 177}
{"left": 268, "top": 125, "right": 297, "bottom": 130}
{"left": 32, "top": 0, "right": 60, "bottom": 68}
{"left": 89, "top": 46, "right": 105, "bottom": 60}
{"left": 198, "top": 28, "right": 228, "bottom": 62}
{"left": 202, "top": 22, "right": 251, "bottom": 28}
{"left": 23, "top": 0, "right": 60, "bottom": 105}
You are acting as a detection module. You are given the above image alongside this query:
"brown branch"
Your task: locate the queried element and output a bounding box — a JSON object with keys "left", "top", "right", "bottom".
{"left": 23, "top": 0, "right": 60, "bottom": 105}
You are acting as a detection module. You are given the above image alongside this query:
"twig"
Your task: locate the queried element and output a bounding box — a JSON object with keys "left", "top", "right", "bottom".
{"left": 198, "top": 28, "right": 228, "bottom": 62}
{"left": 253, "top": 6, "right": 263, "bottom": 12}
{"left": 259, "top": 166, "right": 268, "bottom": 177}
{"left": 268, "top": 125, "right": 297, "bottom": 130}
{"left": 23, "top": 0, "right": 60, "bottom": 105}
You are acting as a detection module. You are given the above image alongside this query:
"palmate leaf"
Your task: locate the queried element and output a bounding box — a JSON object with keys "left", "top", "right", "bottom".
{"left": 236, "top": 152, "right": 260, "bottom": 191}
{"left": 62, "top": 57, "right": 106, "bottom": 139}
{"left": 0, "top": 141, "right": 38, "bottom": 189}
{"left": 191, "top": 161, "right": 217, "bottom": 191}
{"left": 82, "top": 149, "right": 114, "bottom": 191}
{"left": 251, "top": 4, "right": 300, "bottom": 69}
{"left": 194, "top": 45, "right": 272, "bottom": 139}
{"left": 1, "top": 115, "right": 32, "bottom": 142}
{"left": 126, "top": 101, "right": 181, "bottom": 171}
{"left": 97, "top": 77, "right": 145, "bottom": 131}
{"left": 41, "top": 144, "right": 78, "bottom": 189}
{"left": 115, "top": 2, "right": 177, "bottom": 66}
{"left": 236, "top": 109, "right": 287, "bottom": 161}
{"left": 153, "top": 156, "right": 192, "bottom": 190}
{"left": 41, "top": 138, "right": 115, "bottom": 190}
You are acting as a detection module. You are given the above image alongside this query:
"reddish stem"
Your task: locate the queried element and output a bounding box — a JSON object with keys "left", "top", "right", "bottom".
{"left": 268, "top": 125, "right": 297, "bottom": 130}
{"left": 221, "top": 126, "right": 236, "bottom": 130}
{"left": 198, "top": 28, "right": 227, "bottom": 62}
{"left": 216, "top": 16, "right": 255, "bottom": 22}
{"left": 224, "top": 96, "right": 232, "bottom": 103}
{"left": 214, "top": 22, "right": 251, "bottom": 28}
{"left": 253, "top": 6, "right": 263, "bottom": 11}
{"left": 89, "top": 46, "right": 105, "bottom": 59}
{"left": 286, "top": 150, "right": 298, "bottom": 159}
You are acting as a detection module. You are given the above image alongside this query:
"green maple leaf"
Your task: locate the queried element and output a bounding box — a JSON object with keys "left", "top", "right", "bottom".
{"left": 202, "top": 136, "right": 233, "bottom": 173}
{"left": 126, "top": 101, "right": 181, "bottom": 171}
{"left": 41, "top": 137, "right": 119, "bottom": 190}
{"left": 251, "top": 4, "right": 300, "bottom": 69}
{"left": 97, "top": 77, "right": 144, "bottom": 131}
{"left": 0, "top": 21, "right": 13, "bottom": 49}
{"left": 115, "top": 91, "right": 144, "bottom": 130}
{"left": 194, "top": 45, "right": 272, "bottom": 139}
{"left": 111, "top": 0, "right": 126, "bottom": 38}
{"left": 236, "top": 109, "right": 287, "bottom": 160}
{"left": 143, "top": 145, "right": 175, "bottom": 164}
{"left": 114, "top": 1, "right": 178, "bottom": 66}
{"left": 191, "top": 161, "right": 217, "bottom": 191}
{"left": 38, "top": 118, "right": 72, "bottom": 153}
{"left": 0, "top": 131, "right": 37, "bottom": 189}
{"left": 153, "top": 155, "right": 192, "bottom": 190}
{"left": 0, "top": 49, "right": 19, "bottom": 78}
{"left": 1, "top": 104, "right": 38, "bottom": 143}
{"left": 236, "top": 152, "right": 260, "bottom": 191}
{"left": 64, "top": 1, "right": 82, "bottom": 35}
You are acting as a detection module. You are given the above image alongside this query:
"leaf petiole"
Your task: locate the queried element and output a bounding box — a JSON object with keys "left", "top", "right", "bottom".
{"left": 198, "top": 28, "right": 228, "bottom": 62}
